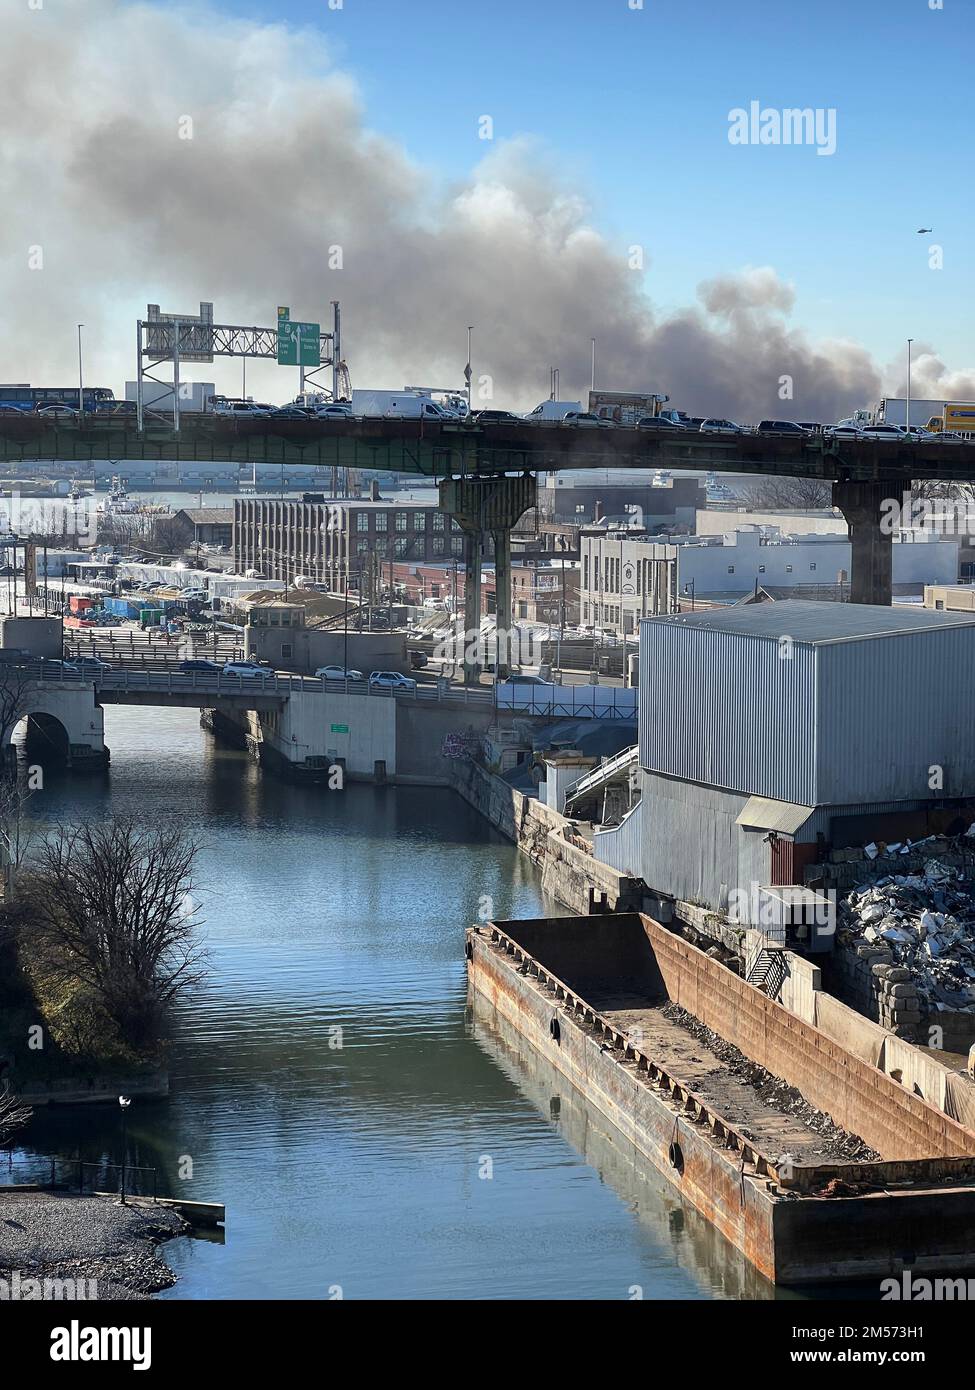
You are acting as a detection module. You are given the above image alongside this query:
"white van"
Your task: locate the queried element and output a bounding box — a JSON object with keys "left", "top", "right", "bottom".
{"left": 523, "top": 400, "right": 583, "bottom": 424}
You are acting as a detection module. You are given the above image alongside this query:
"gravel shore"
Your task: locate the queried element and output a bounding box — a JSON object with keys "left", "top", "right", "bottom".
{"left": 0, "top": 1191, "right": 189, "bottom": 1299}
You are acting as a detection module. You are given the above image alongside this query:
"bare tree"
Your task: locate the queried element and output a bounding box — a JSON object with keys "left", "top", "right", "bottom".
{"left": 738, "top": 475, "right": 834, "bottom": 510}
{"left": 20, "top": 818, "right": 206, "bottom": 1049}
{"left": 0, "top": 775, "right": 39, "bottom": 900}
{"left": 0, "top": 1080, "right": 31, "bottom": 1144}
{"left": 0, "top": 665, "right": 33, "bottom": 758}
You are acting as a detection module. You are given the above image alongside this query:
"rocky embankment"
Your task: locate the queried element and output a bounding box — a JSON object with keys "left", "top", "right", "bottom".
{"left": 0, "top": 1191, "right": 188, "bottom": 1299}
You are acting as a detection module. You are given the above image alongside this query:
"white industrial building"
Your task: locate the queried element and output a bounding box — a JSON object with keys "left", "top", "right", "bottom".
{"left": 580, "top": 525, "right": 961, "bottom": 632}
{"left": 593, "top": 601, "right": 975, "bottom": 919}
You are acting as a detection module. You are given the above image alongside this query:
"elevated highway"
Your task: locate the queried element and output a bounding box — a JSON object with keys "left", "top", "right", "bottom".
{"left": 4, "top": 413, "right": 973, "bottom": 614}
{"left": 1, "top": 411, "right": 973, "bottom": 485}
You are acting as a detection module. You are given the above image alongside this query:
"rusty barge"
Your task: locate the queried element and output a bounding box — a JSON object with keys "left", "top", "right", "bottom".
{"left": 467, "top": 912, "right": 975, "bottom": 1285}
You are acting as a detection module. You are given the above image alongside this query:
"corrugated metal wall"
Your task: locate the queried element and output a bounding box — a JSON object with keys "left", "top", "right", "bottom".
{"left": 639, "top": 620, "right": 818, "bottom": 803}
{"left": 816, "top": 628, "right": 975, "bottom": 804}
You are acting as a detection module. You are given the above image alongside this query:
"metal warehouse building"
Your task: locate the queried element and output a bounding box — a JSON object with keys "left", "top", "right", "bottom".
{"left": 594, "top": 601, "right": 975, "bottom": 916}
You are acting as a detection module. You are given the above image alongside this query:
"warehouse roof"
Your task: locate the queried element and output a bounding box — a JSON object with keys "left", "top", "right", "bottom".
{"left": 173, "top": 508, "right": 234, "bottom": 525}
{"left": 644, "top": 599, "right": 975, "bottom": 644}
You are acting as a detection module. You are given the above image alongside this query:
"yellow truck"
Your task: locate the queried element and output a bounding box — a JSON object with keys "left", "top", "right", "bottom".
{"left": 925, "top": 402, "right": 975, "bottom": 437}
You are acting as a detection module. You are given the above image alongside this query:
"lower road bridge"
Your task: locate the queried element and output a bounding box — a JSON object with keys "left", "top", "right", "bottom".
{"left": 7, "top": 665, "right": 634, "bottom": 782}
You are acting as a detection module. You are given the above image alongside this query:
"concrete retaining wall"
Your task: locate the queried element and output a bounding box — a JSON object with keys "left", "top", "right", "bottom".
{"left": 450, "top": 758, "right": 645, "bottom": 915}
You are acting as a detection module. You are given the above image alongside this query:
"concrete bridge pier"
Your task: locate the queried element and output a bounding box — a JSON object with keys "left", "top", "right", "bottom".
{"left": 439, "top": 475, "right": 536, "bottom": 682}
{"left": 833, "top": 479, "right": 896, "bottom": 606}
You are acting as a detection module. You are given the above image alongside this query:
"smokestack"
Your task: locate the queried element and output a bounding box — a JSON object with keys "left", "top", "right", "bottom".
{"left": 594, "top": 500, "right": 604, "bottom": 523}
{"left": 369, "top": 479, "right": 380, "bottom": 501}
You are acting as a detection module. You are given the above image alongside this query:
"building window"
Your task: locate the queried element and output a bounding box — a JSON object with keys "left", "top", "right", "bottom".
{"left": 727, "top": 565, "right": 735, "bottom": 574}
{"left": 413, "top": 512, "right": 425, "bottom": 531}
{"left": 786, "top": 565, "right": 793, "bottom": 574}
{"left": 394, "top": 538, "right": 408, "bottom": 558}
{"left": 374, "top": 539, "right": 388, "bottom": 557}
{"left": 375, "top": 512, "right": 388, "bottom": 532}
{"left": 583, "top": 556, "right": 589, "bottom": 589}
{"left": 356, "top": 513, "right": 369, "bottom": 533}
{"left": 395, "top": 512, "right": 407, "bottom": 532}
{"left": 281, "top": 643, "right": 293, "bottom": 661}
{"left": 451, "top": 518, "right": 462, "bottom": 534}
{"left": 809, "top": 562, "right": 817, "bottom": 571}
{"left": 451, "top": 537, "right": 464, "bottom": 556}
{"left": 758, "top": 565, "right": 765, "bottom": 574}
{"left": 433, "top": 512, "right": 445, "bottom": 531}
{"left": 356, "top": 540, "right": 369, "bottom": 556}
{"left": 433, "top": 536, "right": 445, "bottom": 555}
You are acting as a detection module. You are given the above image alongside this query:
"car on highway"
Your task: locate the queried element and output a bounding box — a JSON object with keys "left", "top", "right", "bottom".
{"left": 825, "top": 423, "right": 864, "bottom": 440}
{"left": 699, "top": 418, "right": 743, "bottom": 434}
{"left": 270, "top": 406, "right": 312, "bottom": 420}
{"left": 931, "top": 431, "right": 967, "bottom": 443}
{"left": 313, "top": 404, "right": 353, "bottom": 420}
{"left": 71, "top": 655, "right": 114, "bottom": 674}
{"left": 561, "top": 411, "right": 611, "bottom": 428}
{"left": 37, "top": 658, "right": 80, "bottom": 676}
{"left": 368, "top": 670, "right": 417, "bottom": 692}
{"left": 36, "top": 403, "right": 80, "bottom": 418}
{"left": 315, "top": 665, "right": 365, "bottom": 681}
{"left": 859, "top": 424, "right": 909, "bottom": 441}
{"left": 222, "top": 661, "right": 275, "bottom": 679}
{"left": 466, "top": 409, "right": 523, "bottom": 425}
{"left": 179, "top": 658, "right": 222, "bottom": 673}
{"left": 637, "top": 416, "right": 687, "bottom": 431}
{"left": 0, "top": 404, "right": 25, "bottom": 415}
{"left": 504, "top": 673, "right": 549, "bottom": 685}
{"left": 757, "top": 420, "right": 809, "bottom": 435}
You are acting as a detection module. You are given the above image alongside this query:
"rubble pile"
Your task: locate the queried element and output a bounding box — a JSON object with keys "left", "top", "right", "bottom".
{"left": 838, "top": 859, "right": 975, "bottom": 1022}
{"left": 663, "top": 1004, "right": 878, "bottom": 1162}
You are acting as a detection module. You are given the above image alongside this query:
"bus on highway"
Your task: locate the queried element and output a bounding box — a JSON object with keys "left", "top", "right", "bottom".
{"left": 0, "top": 383, "right": 116, "bottom": 412}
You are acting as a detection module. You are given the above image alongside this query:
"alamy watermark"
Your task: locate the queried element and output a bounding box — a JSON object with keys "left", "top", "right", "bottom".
{"left": 728, "top": 101, "right": 837, "bottom": 157}
{"left": 1, "top": 1270, "right": 98, "bottom": 1301}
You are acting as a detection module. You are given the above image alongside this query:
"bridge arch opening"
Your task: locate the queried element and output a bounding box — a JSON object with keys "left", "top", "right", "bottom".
{"left": 13, "top": 712, "right": 72, "bottom": 769}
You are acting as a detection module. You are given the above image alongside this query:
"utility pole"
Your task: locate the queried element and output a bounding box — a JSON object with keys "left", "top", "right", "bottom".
{"left": 590, "top": 337, "right": 596, "bottom": 393}
{"left": 906, "top": 338, "right": 914, "bottom": 433}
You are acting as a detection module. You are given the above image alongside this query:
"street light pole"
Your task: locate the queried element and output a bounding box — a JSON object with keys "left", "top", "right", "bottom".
{"left": 118, "top": 1095, "right": 131, "bottom": 1204}
{"left": 466, "top": 326, "right": 473, "bottom": 412}
{"left": 77, "top": 324, "right": 85, "bottom": 421}
{"left": 590, "top": 337, "right": 596, "bottom": 394}
{"left": 906, "top": 338, "right": 914, "bottom": 433}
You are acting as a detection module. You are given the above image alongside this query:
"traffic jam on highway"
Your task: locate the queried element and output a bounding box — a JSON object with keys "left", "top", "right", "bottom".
{"left": 2, "top": 383, "right": 974, "bottom": 443}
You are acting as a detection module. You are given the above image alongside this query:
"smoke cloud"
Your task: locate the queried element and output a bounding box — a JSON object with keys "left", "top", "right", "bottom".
{"left": 0, "top": 1, "right": 968, "bottom": 421}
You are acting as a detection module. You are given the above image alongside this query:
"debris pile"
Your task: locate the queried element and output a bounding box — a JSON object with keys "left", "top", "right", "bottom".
{"left": 663, "top": 1003, "right": 879, "bottom": 1162}
{"left": 839, "top": 860, "right": 975, "bottom": 1019}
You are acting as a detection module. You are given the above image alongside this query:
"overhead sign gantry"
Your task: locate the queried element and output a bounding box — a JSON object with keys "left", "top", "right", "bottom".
{"left": 136, "top": 300, "right": 343, "bottom": 431}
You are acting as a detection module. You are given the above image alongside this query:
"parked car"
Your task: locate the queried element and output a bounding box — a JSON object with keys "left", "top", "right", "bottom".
{"left": 757, "top": 420, "right": 809, "bottom": 435}
{"left": 314, "top": 665, "right": 365, "bottom": 681}
{"left": 637, "top": 416, "right": 686, "bottom": 431}
{"left": 699, "top": 418, "right": 743, "bottom": 434}
{"left": 179, "top": 658, "right": 222, "bottom": 673}
{"left": 504, "top": 673, "right": 548, "bottom": 685}
{"left": 408, "top": 650, "right": 428, "bottom": 669}
{"left": 222, "top": 661, "right": 274, "bottom": 678}
{"left": 368, "top": 671, "right": 417, "bottom": 691}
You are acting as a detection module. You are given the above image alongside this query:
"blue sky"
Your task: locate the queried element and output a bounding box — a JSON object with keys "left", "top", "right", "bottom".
{"left": 225, "top": 0, "right": 972, "bottom": 370}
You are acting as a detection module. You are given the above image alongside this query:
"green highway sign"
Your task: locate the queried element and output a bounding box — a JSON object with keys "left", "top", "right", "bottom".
{"left": 277, "top": 318, "right": 320, "bottom": 367}
{"left": 330, "top": 723, "right": 349, "bottom": 734}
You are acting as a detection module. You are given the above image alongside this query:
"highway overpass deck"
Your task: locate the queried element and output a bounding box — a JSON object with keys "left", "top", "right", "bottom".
{"left": 2, "top": 414, "right": 974, "bottom": 484}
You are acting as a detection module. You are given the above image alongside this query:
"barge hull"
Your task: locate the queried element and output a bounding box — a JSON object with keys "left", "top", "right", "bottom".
{"left": 467, "top": 913, "right": 975, "bottom": 1285}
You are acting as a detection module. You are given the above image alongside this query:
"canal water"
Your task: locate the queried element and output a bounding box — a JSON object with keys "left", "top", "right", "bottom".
{"left": 17, "top": 705, "right": 771, "bottom": 1300}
